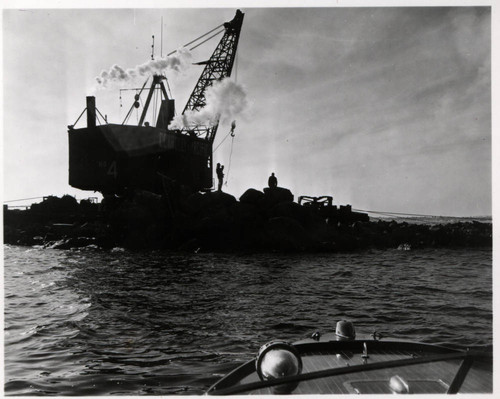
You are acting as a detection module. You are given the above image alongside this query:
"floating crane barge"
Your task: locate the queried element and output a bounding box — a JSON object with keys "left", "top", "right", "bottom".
{"left": 68, "top": 10, "right": 244, "bottom": 197}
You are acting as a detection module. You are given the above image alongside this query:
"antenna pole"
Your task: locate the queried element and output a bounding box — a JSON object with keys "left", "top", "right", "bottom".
{"left": 161, "top": 17, "right": 163, "bottom": 58}
{"left": 151, "top": 35, "right": 155, "bottom": 60}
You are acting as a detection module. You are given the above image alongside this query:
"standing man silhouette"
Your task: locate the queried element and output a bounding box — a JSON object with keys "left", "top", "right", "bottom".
{"left": 268, "top": 172, "right": 278, "bottom": 189}
{"left": 216, "top": 163, "right": 224, "bottom": 192}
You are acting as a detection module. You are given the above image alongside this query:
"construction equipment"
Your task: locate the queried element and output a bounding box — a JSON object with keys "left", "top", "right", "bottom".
{"left": 299, "top": 196, "right": 369, "bottom": 224}
{"left": 298, "top": 196, "right": 333, "bottom": 209}
{"left": 68, "top": 10, "right": 244, "bottom": 197}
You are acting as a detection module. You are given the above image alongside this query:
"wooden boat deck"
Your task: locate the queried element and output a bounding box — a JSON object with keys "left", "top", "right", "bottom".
{"left": 207, "top": 337, "right": 492, "bottom": 395}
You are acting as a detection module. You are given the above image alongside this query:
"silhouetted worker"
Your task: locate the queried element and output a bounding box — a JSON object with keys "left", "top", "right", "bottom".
{"left": 268, "top": 172, "right": 278, "bottom": 189}
{"left": 216, "top": 163, "right": 224, "bottom": 191}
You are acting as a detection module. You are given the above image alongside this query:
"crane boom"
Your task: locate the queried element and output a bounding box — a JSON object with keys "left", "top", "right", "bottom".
{"left": 181, "top": 9, "right": 244, "bottom": 143}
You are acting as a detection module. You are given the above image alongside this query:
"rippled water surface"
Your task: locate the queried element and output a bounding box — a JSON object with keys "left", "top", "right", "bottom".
{"left": 4, "top": 245, "right": 492, "bottom": 395}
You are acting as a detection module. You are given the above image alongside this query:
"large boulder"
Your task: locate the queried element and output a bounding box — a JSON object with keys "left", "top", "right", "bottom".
{"left": 133, "top": 190, "right": 166, "bottom": 217}
{"left": 230, "top": 202, "right": 266, "bottom": 250}
{"left": 184, "top": 191, "right": 236, "bottom": 217}
{"left": 208, "top": 190, "right": 237, "bottom": 208}
{"left": 263, "top": 216, "right": 313, "bottom": 251}
{"left": 180, "top": 206, "right": 235, "bottom": 251}
{"left": 105, "top": 192, "right": 171, "bottom": 249}
{"left": 29, "top": 195, "right": 79, "bottom": 222}
{"left": 184, "top": 192, "right": 208, "bottom": 216}
{"left": 269, "top": 201, "right": 308, "bottom": 226}
{"left": 263, "top": 187, "right": 294, "bottom": 208}
{"left": 240, "top": 188, "right": 265, "bottom": 206}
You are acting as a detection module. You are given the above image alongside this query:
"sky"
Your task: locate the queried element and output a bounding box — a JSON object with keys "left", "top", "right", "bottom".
{"left": 2, "top": 1, "right": 493, "bottom": 217}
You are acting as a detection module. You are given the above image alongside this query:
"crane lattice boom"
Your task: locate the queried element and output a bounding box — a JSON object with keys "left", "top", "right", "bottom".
{"left": 181, "top": 9, "right": 244, "bottom": 143}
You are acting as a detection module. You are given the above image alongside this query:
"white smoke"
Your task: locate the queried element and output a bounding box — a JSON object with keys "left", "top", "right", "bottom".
{"left": 95, "top": 48, "right": 192, "bottom": 88}
{"left": 169, "top": 78, "right": 248, "bottom": 129}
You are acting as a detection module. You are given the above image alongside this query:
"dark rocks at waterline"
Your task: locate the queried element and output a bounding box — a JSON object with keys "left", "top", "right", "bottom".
{"left": 3, "top": 191, "right": 492, "bottom": 252}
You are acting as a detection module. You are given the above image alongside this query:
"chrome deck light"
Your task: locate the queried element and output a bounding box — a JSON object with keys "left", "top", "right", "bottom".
{"left": 256, "top": 341, "right": 303, "bottom": 394}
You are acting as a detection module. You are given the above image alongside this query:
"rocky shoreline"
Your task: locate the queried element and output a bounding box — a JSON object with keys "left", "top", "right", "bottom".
{"left": 4, "top": 190, "right": 492, "bottom": 252}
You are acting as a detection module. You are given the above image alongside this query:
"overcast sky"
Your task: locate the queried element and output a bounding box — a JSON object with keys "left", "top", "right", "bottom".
{"left": 2, "top": 2, "right": 492, "bottom": 216}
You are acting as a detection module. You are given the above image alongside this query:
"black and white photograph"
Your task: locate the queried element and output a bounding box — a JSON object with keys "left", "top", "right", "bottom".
{"left": 3, "top": 0, "right": 494, "bottom": 395}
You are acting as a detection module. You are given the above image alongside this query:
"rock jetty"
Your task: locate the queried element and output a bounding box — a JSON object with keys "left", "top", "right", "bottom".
{"left": 4, "top": 189, "right": 492, "bottom": 252}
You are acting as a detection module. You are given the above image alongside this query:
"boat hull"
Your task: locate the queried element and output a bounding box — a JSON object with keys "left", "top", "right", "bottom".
{"left": 207, "top": 333, "right": 492, "bottom": 395}
{"left": 68, "top": 124, "right": 212, "bottom": 195}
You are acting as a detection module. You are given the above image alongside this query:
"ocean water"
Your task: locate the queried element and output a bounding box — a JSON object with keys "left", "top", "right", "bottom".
{"left": 4, "top": 244, "right": 492, "bottom": 395}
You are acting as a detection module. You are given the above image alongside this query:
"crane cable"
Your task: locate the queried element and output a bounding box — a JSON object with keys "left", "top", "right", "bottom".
{"left": 224, "top": 51, "right": 239, "bottom": 186}
{"left": 122, "top": 24, "right": 224, "bottom": 126}
{"left": 219, "top": 49, "right": 240, "bottom": 186}
{"left": 225, "top": 133, "right": 235, "bottom": 186}
{"left": 167, "top": 24, "right": 224, "bottom": 56}
{"left": 4, "top": 196, "right": 46, "bottom": 204}
{"left": 118, "top": 22, "right": 226, "bottom": 126}
{"left": 213, "top": 128, "right": 234, "bottom": 152}
{"left": 352, "top": 208, "right": 472, "bottom": 219}
{"left": 153, "top": 87, "right": 157, "bottom": 124}
{"left": 188, "top": 29, "right": 225, "bottom": 52}
{"left": 122, "top": 78, "right": 149, "bottom": 125}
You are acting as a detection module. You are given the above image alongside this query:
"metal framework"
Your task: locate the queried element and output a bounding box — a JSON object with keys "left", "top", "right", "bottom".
{"left": 181, "top": 9, "right": 244, "bottom": 143}
{"left": 139, "top": 75, "right": 169, "bottom": 126}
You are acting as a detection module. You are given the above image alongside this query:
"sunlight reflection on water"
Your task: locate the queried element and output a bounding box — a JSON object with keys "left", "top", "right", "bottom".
{"left": 4, "top": 245, "right": 492, "bottom": 395}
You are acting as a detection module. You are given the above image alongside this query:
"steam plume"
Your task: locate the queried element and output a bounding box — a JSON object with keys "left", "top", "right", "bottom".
{"left": 169, "top": 78, "right": 248, "bottom": 129}
{"left": 95, "top": 48, "right": 192, "bottom": 88}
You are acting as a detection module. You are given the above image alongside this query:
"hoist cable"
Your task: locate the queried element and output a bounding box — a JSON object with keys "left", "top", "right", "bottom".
{"left": 225, "top": 135, "right": 235, "bottom": 186}
{"left": 213, "top": 129, "right": 233, "bottom": 153}
{"left": 71, "top": 108, "right": 86, "bottom": 127}
{"left": 4, "top": 196, "right": 46, "bottom": 204}
{"left": 167, "top": 24, "right": 224, "bottom": 56}
{"left": 96, "top": 108, "right": 107, "bottom": 124}
{"left": 352, "top": 208, "right": 466, "bottom": 219}
{"left": 166, "top": 79, "right": 173, "bottom": 98}
{"left": 153, "top": 88, "right": 157, "bottom": 124}
{"left": 189, "top": 29, "right": 225, "bottom": 52}
{"left": 122, "top": 77, "right": 149, "bottom": 125}
{"left": 234, "top": 51, "right": 238, "bottom": 83}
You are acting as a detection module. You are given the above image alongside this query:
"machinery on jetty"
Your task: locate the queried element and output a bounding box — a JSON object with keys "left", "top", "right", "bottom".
{"left": 299, "top": 195, "right": 369, "bottom": 223}
{"left": 206, "top": 320, "right": 492, "bottom": 395}
{"left": 68, "top": 10, "right": 244, "bottom": 197}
